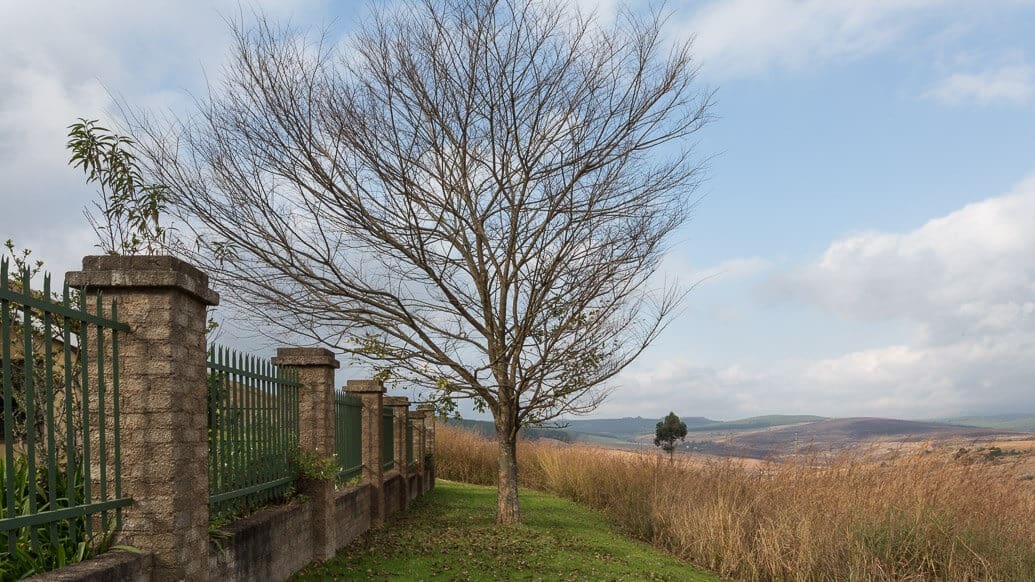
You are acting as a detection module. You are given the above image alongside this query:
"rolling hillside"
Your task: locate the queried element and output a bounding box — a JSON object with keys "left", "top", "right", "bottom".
{"left": 683, "top": 417, "right": 1028, "bottom": 459}
{"left": 941, "top": 414, "right": 1035, "bottom": 432}
{"left": 444, "top": 413, "right": 1035, "bottom": 458}
{"left": 686, "top": 415, "right": 827, "bottom": 432}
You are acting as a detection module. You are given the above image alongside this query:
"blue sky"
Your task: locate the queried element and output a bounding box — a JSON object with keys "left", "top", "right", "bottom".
{"left": 2, "top": 1, "right": 1034, "bottom": 421}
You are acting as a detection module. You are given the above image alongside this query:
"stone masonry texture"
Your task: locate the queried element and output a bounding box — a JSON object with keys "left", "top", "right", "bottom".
{"left": 67, "top": 255, "right": 217, "bottom": 582}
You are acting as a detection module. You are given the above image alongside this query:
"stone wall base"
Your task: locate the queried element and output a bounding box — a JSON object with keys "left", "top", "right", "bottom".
{"left": 30, "top": 550, "right": 152, "bottom": 582}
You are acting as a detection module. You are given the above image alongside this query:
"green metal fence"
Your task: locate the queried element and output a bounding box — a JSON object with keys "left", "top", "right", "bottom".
{"left": 406, "top": 420, "right": 415, "bottom": 470}
{"left": 207, "top": 346, "right": 299, "bottom": 514}
{"left": 0, "top": 258, "right": 131, "bottom": 556}
{"left": 334, "top": 392, "right": 362, "bottom": 481}
{"left": 381, "top": 407, "right": 394, "bottom": 471}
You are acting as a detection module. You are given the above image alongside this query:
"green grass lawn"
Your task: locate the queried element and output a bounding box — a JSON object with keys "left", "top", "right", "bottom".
{"left": 292, "top": 480, "right": 717, "bottom": 581}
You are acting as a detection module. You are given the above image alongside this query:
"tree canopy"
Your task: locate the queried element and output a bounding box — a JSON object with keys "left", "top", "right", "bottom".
{"left": 133, "top": 0, "right": 711, "bottom": 523}
{"left": 654, "top": 411, "right": 688, "bottom": 461}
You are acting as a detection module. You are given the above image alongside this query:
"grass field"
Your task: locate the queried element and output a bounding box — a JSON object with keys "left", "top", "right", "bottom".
{"left": 435, "top": 424, "right": 1035, "bottom": 581}
{"left": 291, "top": 480, "right": 716, "bottom": 581}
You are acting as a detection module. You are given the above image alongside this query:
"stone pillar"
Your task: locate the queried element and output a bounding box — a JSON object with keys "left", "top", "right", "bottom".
{"left": 67, "top": 255, "right": 218, "bottom": 582}
{"left": 407, "top": 410, "right": 426, "bottom": 496}
{"left": 271, "top": 347, "right": 339, "bottom": 561}
{"left": 383, "top": 396, "right": 410, "bottom": 512}
{"left": 345, "top": 379, "right": 385, "bottom": 527}
{"left": 383, "top": 397, "right": 409, "bottom": 478}
{"left": 417, "top": 405, "right": 436, "bottom": 491}
{"left": 416, "top": 404, "right": 436, "bottom": 457}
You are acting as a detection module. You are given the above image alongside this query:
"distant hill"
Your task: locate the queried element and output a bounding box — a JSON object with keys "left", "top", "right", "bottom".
{"left": 443, "top": 414, "right": 1032, "bottom": 457}
{"left": 687, "top": 415, "right": 827, "bottom": 433}
{"left": 442, "top": 418, "right": 571, "bottom": 442}
{"left": 692, "top": 417, "right": 1026, "bottom": 459}
{"left": 940, "top": 414, "right": 1035, "bottom": 432}
{"left": 564, "top": 416, "right": 715, "bottom": 439}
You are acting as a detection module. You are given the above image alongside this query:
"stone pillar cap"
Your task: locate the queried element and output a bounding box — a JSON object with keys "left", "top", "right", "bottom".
{"left": 407, "top": 410, "right": 426, "bottom": 419}
{"left": 415, "top": 403, "right": 435, "bottom": 411}
{"left": 383, "top": 396, "right": 410, "bottom": 407}
{"left": 66, "top": 255, "right": 220, "bottom": 306}
{"left": 345, "top": 379, "right": 384, "bottom": 393}
{"left": 271, "top": 347, "right": 340, "bottom": 369}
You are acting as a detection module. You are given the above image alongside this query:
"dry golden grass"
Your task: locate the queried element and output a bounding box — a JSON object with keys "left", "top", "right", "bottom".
{"left": 435, "top": 424, "right": 1035, "bottom": 581}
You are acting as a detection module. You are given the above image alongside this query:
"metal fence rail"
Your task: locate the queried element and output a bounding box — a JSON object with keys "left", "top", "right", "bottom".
{"left": 381, "top": 407, "right": 394, "bottom": 471}
{"left": 207, "top": 346, "right": 299, "bottom": 514}
{"left": 334, "top": 392, "right": 362, "bottom": 481}
{"left": 0, "top": 258, "right": 131, "bottom": 555}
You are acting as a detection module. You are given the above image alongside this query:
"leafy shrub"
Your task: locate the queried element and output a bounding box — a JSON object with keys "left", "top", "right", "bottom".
{"left": 0, "top": 456, "right": 128, "bottom": 579}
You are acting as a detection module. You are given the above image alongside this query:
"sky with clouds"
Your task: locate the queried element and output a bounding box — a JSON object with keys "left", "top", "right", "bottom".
{"left": 2, "top": 1, "right": 1034, "bottom": 421}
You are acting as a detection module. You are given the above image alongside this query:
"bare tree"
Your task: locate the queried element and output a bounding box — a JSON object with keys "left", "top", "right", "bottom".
{"left": 134, "top": 0, "right": 711, "bottom": 524}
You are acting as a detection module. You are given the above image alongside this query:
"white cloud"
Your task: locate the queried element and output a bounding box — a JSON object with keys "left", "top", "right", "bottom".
{"left": 773, "top": 177, "right": 1035, "bottom": 340}
{"left": 607, "top": 177, "right": 1035, "bottom": 420}
{"left": 0, "top": 1, "right": 324, "bottom": 274}
{"left": 678, "top": 0, "right": 949, "bottom": 78}
{"left": 925, "top": 64, "right": 1035, "bottom": 106}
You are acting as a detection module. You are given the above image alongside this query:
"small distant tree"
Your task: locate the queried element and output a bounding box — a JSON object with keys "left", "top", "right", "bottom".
{"left": 654, "top": 411, "right": 687, "bottom": 461}
{"left": 67, "top": 118, "right": 172, "bottom": 255}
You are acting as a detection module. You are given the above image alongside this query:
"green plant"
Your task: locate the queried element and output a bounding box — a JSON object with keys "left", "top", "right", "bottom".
{"left": 0, "top": 456, "right": 135, "bottom": 579}
{"left": 291, "top": 449, "right": 338, "bottom": 482}
{"left": 654, "top": 412, "right": 689, "bottom": 462}
{"left": 67, "top": 118, "right": 173, "bottom": 255}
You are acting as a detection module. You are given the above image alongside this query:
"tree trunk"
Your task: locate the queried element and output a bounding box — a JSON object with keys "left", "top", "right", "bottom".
{"left": 494, "top": 404, "right": 521, "bottom": 525}
{"left": 497, "top": 432, "right": 520, "bottom": 524}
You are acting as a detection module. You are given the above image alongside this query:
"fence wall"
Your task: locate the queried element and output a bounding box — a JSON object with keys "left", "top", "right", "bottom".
{"left": 8, "top": 255, "right": 436, "bottom": 582}
{"left": 0, "top": 259, "right": 133, "bottom": 575}
{"left": 207, "top": 347, "right": 300, "bottom": 515}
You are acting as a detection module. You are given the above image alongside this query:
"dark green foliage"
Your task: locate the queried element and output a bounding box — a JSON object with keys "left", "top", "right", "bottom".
{"left": 67, "top": 119, "right": 172, "bottom": 255}
{"left": 0, "top": 456, "right": 127, "bottom": 580}
{"left": 654, "top": 412, "right": 688, "bottom": 460}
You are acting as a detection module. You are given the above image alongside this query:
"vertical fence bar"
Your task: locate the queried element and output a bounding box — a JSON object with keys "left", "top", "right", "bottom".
{"left": 61, "top": 284, "right": 76, "bottom": 547}
{"left": 78, "top": 290, "right": 92, "bottom": 539}
{"left": 229, "top": 349, "right": 239, "bottom": 509}
{"left": 222, "top": 347, "right": 231, "bottom": 502}
{"left": 95, "top": 293, "right": 109, "bottom": 529}
{"left": 1, "top": 260, "right": 15, "bottom": 554}
{"left": 245, "top": 354, "right": 254, "bottom": 496}
{"left": 43, "top": 275, "right": 59, "bottom": 547}
{"left": 276, "top": 365, "right": 284, "bottom": 491}
{"left": 259, "top": 358, "right": 268, "bottom": 503}
{"left": 22, "top": 269, "right": 38, "bottom": 550}
{"left": 207, "top": 349, "right": 216, "bottom": 499}
{"left": 110, "top": 299, "right": 123, "bottom": 530}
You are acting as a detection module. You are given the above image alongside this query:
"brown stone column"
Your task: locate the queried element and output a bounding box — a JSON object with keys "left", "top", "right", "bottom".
{"left": 383, "top": 396, "right": 410, "bottom": 511}
{"left": 417, "top": 405, "right": 436, "bottom": 491}
{"left": 416, "top": 404, "right": 436, "bottom": 457}
{"left": 67, "top": 255, "right": 218, "bottom": 582}
{"left": 345, "top": 379, "right": 385, "bottom": 527}
{"left": 407, "top": 410, "right": 426, "bottom": 496}
{"left": 271, "top": 348, "right": 339, "bottom": 561}
{"left": 383, "top": 397, "right": 409, "bottom": 478}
